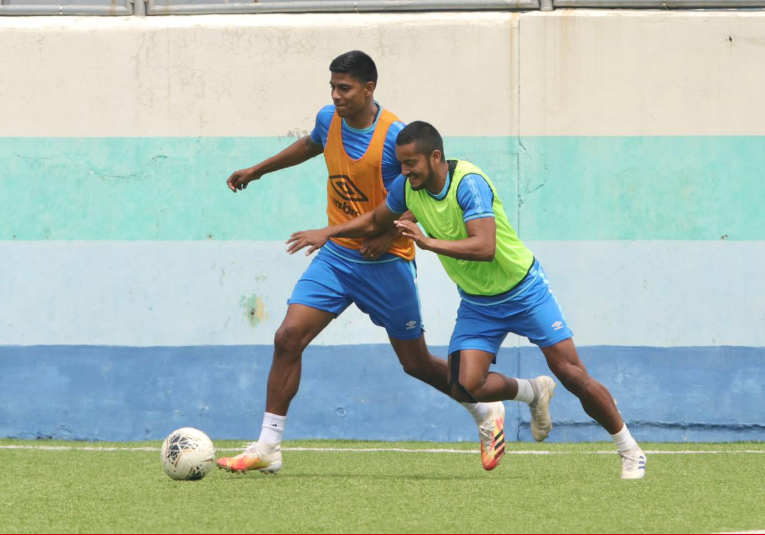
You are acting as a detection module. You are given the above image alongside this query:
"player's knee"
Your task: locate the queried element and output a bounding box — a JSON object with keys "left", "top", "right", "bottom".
{"left": 449, "top": 383, "right": 476, "bottom": 403}
{"left": 448, "top": 375, "right": 482, "bottom": 403}
{"left": 554, "top": 365, "right": 589, "bottom": 397}
{"left": 401, "top": 360, "right": 427, "bottom": 379}
{"left": 273, "top": 324, "right": 307, "bottom": 356}
{"left": 463, "top": 374, "right": 486, "bottom": 394}
{"left": 447, "top": 350, "right": 481, "bottom": 403}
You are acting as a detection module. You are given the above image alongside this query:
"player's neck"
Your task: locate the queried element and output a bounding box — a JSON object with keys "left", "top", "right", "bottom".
{"left": 344, "top": 101, "right": 378, "bottom": 130}
{"left": 425, "top": 162, "right": 449, "bottom": 195}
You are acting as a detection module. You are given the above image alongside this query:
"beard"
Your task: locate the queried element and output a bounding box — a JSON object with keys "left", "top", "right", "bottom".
{"left": 409, "top": 162, "right": 435, "bottom": 191}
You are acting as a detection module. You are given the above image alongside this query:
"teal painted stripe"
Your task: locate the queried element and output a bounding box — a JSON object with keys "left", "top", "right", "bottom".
{"left": 518, "top": 136, "right": 765, "bottom": 241}
{"left": 0, "top": 137, "right": 515, "bottom": 241}
{"left": 1, "top": 136, "right": 763, "bottom": 240}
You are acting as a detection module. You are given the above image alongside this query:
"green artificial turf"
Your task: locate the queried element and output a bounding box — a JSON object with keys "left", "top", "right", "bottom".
{"left": 0, "top": 439, "right": 763, "bottom": 533}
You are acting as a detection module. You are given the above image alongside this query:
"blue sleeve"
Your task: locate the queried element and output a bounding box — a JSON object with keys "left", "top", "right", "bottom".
{"left": 310, "top": 105, "right": 335, "bottom": 147}
{"left": 382, "top": 120, "right": 406, "bottom": 190}
{"left": 385, "top": 174, "right": 408, "bottom": 214}
{"left": 457, "top": 174, "right": 495, "bottom": 222}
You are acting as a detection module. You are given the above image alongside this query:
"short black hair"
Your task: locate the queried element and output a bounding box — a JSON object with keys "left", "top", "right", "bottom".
{"left": 329, "top": 50, "right": 378, "bottom": 85}
{"left": 396, "top": 121, "right": 445, "bottom": 161}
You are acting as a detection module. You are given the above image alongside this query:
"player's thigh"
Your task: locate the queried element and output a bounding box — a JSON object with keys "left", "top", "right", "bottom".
{"left": 276, "top": 303, "right": 336, "bottom": 352}
{"left": 287, "top": 247, "right": 353, "bottom": 317}
{"left": 388, "top": 335, "right": 430, "bottom": 369}
{"left": 539, "top": 337, "right": 589, "bottom": 379}
{"left": 351, "top": 259, "right": 424, "bottom": 341}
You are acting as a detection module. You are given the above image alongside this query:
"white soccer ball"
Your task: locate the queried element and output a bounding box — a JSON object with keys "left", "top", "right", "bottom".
{"left": 160, "top": 427, "right": 216, "bottom": 481}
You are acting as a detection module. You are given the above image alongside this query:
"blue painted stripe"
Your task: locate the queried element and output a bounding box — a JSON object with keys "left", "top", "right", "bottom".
{"left": 1, "top": 345, "right": 764, "bottom": 442}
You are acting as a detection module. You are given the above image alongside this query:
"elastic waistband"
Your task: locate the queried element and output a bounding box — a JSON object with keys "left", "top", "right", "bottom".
{"left": 325, "top": 240, "right": 402, "bottom": 265}
{"left": 458, "top": 258, "right": 538, "bottom": 307}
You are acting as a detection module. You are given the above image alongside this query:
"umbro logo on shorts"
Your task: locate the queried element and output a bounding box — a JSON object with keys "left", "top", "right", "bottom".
{"left": 405, "top": 320, "right": 418, "bottom": 329}
{"left": 552, "top": 321, "right": 564, "bottom": 331}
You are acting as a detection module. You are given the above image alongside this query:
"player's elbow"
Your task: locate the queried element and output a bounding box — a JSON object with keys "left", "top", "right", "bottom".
{"left": 477, "top": 242, "right": 496, "bottom": 262}
{"left": 303, "top": 136, "right": 323, "bottom": 157}
{"left": 368, "top": 216, "right": 389, "bottom": 236}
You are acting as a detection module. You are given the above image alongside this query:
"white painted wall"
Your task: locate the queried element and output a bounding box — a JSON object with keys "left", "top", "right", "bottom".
{"left": 519, "top": 10, "right": 765, "bottom": 136}
{"left": 0, "top": 13, "right": 517, "bottom": 138}
{"left": 5, "top": 12, "right": 765, "bottom": 137}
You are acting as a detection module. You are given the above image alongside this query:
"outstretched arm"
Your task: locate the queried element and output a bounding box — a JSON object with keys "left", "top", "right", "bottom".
{"left": 287, "top": 202, "right": 400, "bottom": 256}
{"left": 394, "top": 216, "right": 496, "bottom": 262}
{"left": 227, "top": 135, "right": 323, "bottom": 192}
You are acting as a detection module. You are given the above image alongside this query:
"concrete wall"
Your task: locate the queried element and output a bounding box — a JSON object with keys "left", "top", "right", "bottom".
{"left": 1, "top": 11, "right": 764, "bottom": 442}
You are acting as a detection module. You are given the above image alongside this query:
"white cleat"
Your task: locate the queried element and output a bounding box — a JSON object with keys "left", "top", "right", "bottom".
{"left": 620, "top": 448, "right": 647, "bottom": 479}
{"left": 528, "top": 375, "right": 556, "bottom": 442}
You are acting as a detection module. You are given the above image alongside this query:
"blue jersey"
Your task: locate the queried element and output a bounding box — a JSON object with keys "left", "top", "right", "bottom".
{"left": 310, "top": 103, "right": 405, "bottom": 191}
{"left": 386, "top": 171, "right": 495, "bottom": 222}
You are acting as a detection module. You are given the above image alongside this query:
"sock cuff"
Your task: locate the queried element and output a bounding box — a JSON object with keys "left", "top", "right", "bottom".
{"left": 263, "top": 412, "right": 287, "bottom": 432}
{"left": 514, "top": 378, "right": 535, "bottom": 404}
{"left": 611, "top": 424, "right": 639, "bottom": 452}
{"left": 610, "top": 424, "right": 629, "bottom": 440}
{"left": 259, "top": 413, "right": 287, "bottom": 445}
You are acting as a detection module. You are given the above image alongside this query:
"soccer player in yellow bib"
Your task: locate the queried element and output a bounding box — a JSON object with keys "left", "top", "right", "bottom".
{"left": 216, "top": 52, "right": 551, "bottom": 475}
{"left": 288, "top": 121, "right": 647, "bottom": 480}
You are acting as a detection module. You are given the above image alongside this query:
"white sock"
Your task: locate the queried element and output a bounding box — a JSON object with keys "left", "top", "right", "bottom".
{"left": 611, "top": 424, "right": 639, "bottom": 453}
{"left": 460, "top": 402, "right": 491, "bottom": 425}
{"left": 513, "top": 379, "right": 535, "bottom": 404}
{"left": 258, "top": 412, "right": 287, "bottom": 446}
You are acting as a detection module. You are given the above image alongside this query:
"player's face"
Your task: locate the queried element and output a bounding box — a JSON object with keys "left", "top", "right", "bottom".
{"left": 397, "top": 142, "right": 435, "bottom": 191}
{"left": 329, "top": 73, "right": 372, "bottom": 118}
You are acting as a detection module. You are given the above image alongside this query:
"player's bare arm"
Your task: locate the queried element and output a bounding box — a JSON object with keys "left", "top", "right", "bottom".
{"left": 395, "top": 216, "right": 496, "bottom": 262}
{"left": 358, "top": 210, "right": 416, "bottom": 259}
{"left": 287, "top": 201, "right": 398, "bottom": 255}
{"left": 227, "top": 135, "right": 323, "bottom": 192}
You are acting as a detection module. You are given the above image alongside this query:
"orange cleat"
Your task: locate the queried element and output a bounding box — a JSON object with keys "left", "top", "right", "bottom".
{"left": 216, "top": 442, "right": 282, "bottom": 474}
{"left": 478, "top": 402, "right": 506, "bottom": 471}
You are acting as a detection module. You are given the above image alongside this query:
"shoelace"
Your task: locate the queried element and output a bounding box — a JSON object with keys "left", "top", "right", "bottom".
{"left": 241, "top": 442, "right": 259, "bottom": 454}
{"left": 619, "top": 451, "right": 645, "bottom": 470}
{"left": 478, "top": 423, "right": 495, "bottom": 451}
{"left": 529, "top": 383, "right": 550, "bottom": 423}
{"left": 529, "top": 380, "right": 543, "bottom": 411}
{"left": 241, "top": 442, "right": 280, "bottom": 457}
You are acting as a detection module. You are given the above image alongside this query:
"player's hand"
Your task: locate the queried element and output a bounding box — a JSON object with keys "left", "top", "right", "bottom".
{"left": 286, "top": 229, "right": 332, "bottom": 256}
{"left": 226, "top": 167, "right": 261, "bottom": 192}
{"left": 359, "top": 228, "right": 399, "bottom": 260}
{"left": 394, "top": 220, "right": 431, "bottom": 250}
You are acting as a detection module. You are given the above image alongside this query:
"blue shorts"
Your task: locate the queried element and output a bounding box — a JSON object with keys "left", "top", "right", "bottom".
{"left": 288, "top": 245, "right": 424, "bottom": 340}
{"left": 449, "top": 260, "right": 573, "bottom": 355}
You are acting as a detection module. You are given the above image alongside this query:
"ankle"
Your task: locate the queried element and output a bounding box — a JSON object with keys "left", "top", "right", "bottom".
{"left": 611, "top": 424, "right": 639, "bottom": 453}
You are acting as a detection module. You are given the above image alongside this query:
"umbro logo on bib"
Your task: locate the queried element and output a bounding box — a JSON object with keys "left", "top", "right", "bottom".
{"left": 330, "top": 175, "right": 369, "bottom": 202}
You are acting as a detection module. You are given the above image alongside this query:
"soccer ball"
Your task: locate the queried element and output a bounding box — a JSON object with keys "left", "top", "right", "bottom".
{"left": 160, "top": 427, "right": 216, "bottom": 481}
